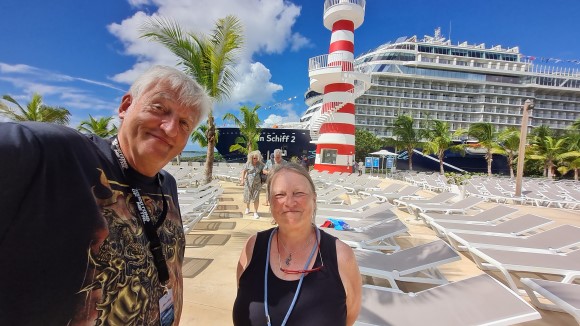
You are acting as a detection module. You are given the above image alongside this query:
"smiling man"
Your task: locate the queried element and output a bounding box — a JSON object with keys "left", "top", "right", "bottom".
{"left": 0, "top": 66, "right": 210, "bottom": 325}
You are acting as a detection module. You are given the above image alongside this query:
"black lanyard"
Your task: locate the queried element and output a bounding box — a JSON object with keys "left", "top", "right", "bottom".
{"left": 111, "top": 138, "right": 170, "bottom": 284}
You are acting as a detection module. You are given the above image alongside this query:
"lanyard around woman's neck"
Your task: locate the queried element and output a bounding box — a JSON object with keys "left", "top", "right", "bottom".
{"left": 264, "top": 227, "right": 319, "bottom": 326}
{"left": 111, "top": 137, "right": 170, "bottom": 284}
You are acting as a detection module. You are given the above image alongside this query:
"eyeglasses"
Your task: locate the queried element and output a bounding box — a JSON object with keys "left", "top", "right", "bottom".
{"left": 277, "top": 234, "right": 324, "bottom": 274}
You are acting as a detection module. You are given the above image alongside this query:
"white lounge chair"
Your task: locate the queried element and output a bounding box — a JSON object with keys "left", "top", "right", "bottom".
{"left": 409, "top": 196, "right": 484, "bottom": 217}
{"left": 315, "top": 188, "right": 348, "bottom": 204}
{"left": 356, "top": 274, "right": 540, "bottom": 326}
{"left": 520, "top": 278, "right": 580, "bottom": 323}
{"left": 467, "top": 247, "right": 580, "bottom": 292}
{"left": 358, "top": 183, "right": 405, "bottom": 198}
{"left": 316, "top": 196, "right": 379, "bottom": 212}
{"left": 393, "top": 192, "right": 457, "bottom": 213}
{"left": 447, "top": 224, "right": 580, "bottom": 253}
{"left": 315, "top": 210, "right": 398, "bottom": 231}
{"left": 317, "top": 202, "right": 393, "bottom": 220}
{"left": 354, "top": 240, "right": 460, "bottom": 289}
{"left": 370, "top": 185, "right": 422, "bottom": 203}
{"left": 323, "top": 219, "right": 408, "bottom": 251}
{"left": 429, "top": 214, "right": 554, "bottom": 238}
{"left": 420, "top": 205, "right": 518, "bottom": 226}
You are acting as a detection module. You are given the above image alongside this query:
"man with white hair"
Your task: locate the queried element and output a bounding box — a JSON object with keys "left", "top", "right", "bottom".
{"left": 264, "top": 149, "right": 288, "bottom": 175}
{"left": 0, "top": 65, "right": 211, "bottom": 325}
{"left": 263, "top": 149, "right": 288, "bottom": 206}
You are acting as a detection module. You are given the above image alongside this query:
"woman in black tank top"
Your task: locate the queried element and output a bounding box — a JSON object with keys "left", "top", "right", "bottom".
{"left": 233, "top": 163, "right": 362, "bottom": 325}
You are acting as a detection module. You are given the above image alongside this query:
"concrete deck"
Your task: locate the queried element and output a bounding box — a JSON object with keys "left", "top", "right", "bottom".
{"left": 180, "top": 178, "right": 580, "bottom": 325}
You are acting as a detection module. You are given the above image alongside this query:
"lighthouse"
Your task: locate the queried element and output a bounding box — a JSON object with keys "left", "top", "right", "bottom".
{"left": 308, "top": 0, "right": 370, "bottom": 173}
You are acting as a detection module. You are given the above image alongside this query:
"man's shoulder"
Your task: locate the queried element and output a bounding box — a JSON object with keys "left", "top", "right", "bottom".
{"left": 0, "top": 121, "right": 95, "bottom": 148}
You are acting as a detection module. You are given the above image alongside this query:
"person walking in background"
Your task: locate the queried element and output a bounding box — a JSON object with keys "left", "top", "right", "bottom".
{"left": 358, "top": 160, "right": 364, "bottom": 176}
{"left": 0, "top": 65, "right": 211, "bottom": 325}
{"left": 240, "top": 150, "right": 266, "bottom": 219}
{"left": 233, "top": 163, "right": 362, "bottom": 325}
{"left": 301, "top": 154, "right": 309, "bottom": 170}
{"left": 263, "top": 148, "right": 288, "bottom": 206}
{"left": 264, "top": 148, "right": 288, "bottom": 175}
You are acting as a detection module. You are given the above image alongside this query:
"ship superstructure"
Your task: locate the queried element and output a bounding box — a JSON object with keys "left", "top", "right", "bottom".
{"left": 302, "top": 28, "right": 580, "bottom": 138}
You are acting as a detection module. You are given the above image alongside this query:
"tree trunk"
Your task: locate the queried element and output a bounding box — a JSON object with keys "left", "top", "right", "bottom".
{"left": 508, "top": 156, "right": 514, "bottom": 179}
{"left": 438, "top": 153, "right": 444, "bottom": 174}
{"left": 575, "top": 168, "right": 579, "bottom": 181}
{"left": 204, "top": 113, "right": 216, "bottom": 184}
{"left": 408, "top": 147, "right": 413, "bottom": 171}
{"left": 547, "top": 162, "right": 553, "bottom": 179}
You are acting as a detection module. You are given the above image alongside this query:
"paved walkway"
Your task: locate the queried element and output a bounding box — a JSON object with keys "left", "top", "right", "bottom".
{"left": 180, "top": 178, "right": 580, "bottom": 325}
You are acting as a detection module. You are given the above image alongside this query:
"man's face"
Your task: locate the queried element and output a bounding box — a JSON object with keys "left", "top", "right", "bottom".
{"left": 117, "top": 81, "right": 200, "bottom": 176}
{"left": 274, "top": 154, "right": 282, "bottom": 163}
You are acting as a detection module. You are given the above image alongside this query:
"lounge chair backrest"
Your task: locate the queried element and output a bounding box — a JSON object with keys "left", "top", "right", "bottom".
{"left": 472, "top": 205, "right": 518, "bottom": 218}
{"left": 423, "top": 191, "right": 456, "bottom": 203}
{"left": 529, "top": 225, "right": 580, "bottom": 246}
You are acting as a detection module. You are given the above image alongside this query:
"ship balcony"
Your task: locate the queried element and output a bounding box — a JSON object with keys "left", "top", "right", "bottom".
{"left": 323, "top": 0, "right": 365, "bottom": 30}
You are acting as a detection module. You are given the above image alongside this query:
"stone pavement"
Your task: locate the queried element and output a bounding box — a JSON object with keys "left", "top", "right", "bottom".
{"left": 179, "top": 178, "right": 580, "bottom": 325}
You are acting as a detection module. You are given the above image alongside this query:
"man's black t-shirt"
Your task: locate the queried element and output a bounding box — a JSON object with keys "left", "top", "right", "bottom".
{"left": 0, "top": 122, "right": 185, "bottom": 325}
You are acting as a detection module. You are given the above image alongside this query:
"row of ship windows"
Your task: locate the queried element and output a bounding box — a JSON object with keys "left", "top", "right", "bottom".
{"left": 356, "top": 107, "right": 580, "bottom": 121}
{"left": 357, "top": 97, "right": 580, "bottom": 112}
{"left": 355, "top": 113, "right": 524, "bottom": 125}
{"left": 371, "top": 79, "right": 536, "bottom": 96}
{"left": 371, "top": 64, "right": 580, "bottom": 89}
{"left": 365, "top": 86, "right": 580, "bottom": 104}
{"left": 419, "top": 57, "right": 524, "bottom": 71}
{"left": 355, "top": 118, "right": 573, "bottom": 134}
{"left": 417, "top": 45, "right": 518, "bottom": 61}
{"left": 360, "top": 94, "right": 526, "bottom": 105}
{"left": 359, "top": 46, "right": 519, "bottom": 63}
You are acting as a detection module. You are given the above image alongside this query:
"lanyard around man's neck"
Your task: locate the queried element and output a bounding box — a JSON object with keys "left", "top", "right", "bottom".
{"left": 111, "top": 137, "right": 170, "bottom": 284}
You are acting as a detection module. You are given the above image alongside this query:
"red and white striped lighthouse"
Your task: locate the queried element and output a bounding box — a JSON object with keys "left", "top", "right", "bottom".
{"left": 308, "top": 0, "right": 370, "bottom": 173}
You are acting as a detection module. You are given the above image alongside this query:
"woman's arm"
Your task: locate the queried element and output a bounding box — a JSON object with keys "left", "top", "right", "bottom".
{"left": 239, "top": 169, "right": 247, "bottom": 186}
{"left": 236, "top": 234, "right": 257, "bottom": 286}
{"left": 336, "top": 240, "right": 362, "bottom": 326}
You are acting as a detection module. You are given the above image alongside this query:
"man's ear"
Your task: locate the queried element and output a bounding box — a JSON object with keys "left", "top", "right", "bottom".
{"left": 118, "top": 93, "right": 133, "bottom": 120}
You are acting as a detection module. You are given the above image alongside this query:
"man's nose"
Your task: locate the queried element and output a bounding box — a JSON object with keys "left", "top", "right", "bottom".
{"left": 161, "top": 117, "right": 179, "bottom": 137}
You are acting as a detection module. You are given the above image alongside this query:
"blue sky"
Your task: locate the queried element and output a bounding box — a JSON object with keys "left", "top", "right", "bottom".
{"left": 1, "top": 0, "right": 579, "bottom": 150}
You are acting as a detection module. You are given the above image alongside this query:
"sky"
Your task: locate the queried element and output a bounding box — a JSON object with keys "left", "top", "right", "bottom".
{"left": 1, "top": 0, "right": 580, "bottom": 150}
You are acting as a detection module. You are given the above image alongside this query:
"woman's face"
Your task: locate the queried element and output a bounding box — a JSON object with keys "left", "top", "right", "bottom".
{"left": 269, "top": 170, "right": 316, "bottom": 228}
{"left": 251, "top": 155, "right": 259, "bottom": 165}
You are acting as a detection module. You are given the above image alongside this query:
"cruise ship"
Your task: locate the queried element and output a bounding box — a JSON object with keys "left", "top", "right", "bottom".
{"left": 218, "top": 28, "right": 580, "bottom": 172}
{"left": 301, "top": 28, "right": 580, "bottom": 137}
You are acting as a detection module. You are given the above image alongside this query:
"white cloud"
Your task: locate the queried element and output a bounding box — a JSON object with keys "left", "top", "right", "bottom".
{"left": 229, "top": 61, "right": 283, "bottom": 105}
{"left": 0, "top": 63, "right": 123, "bottom": 113}
{"left": 263, "top": 102, "right": 301, "bottom": 126}
{"left": 107, "top": 0, "right": 311, "bottom": 105}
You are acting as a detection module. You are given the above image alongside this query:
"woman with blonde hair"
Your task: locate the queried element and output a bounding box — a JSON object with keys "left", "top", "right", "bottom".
{"left": 240, "top": 150, "right": 266, "bottom": 219}
{"left": 233, "top": 163, "right": 362, "bottom": 325}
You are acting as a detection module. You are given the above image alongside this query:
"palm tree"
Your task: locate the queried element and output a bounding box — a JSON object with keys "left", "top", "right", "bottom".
{"left": 141, "top": 15, "right": 243, "bottom": 183}
{"left": 557, "top": 155, "right": 580, "bottom": 180}
{"left": 528, "top": 136, "right": 568, "bottom": 179}
{"left": 555, "top": 128, "right": 580, "bottom": 180}
{"left": 468, "top": 122, "right": 499, "bottom": 176}
{"left": 77, "top": 115, "right": 117, "bottom": 138}
{"left": 421, "top": 120, "right": 462, "bottom": 174}
{"left": 1, "top": 93, "right": 70, "bottom": 124}
{"left": 529, "top": 125, "right": 555, "bottom": 177}
{"left": 392, "top": 114, "right": 422, "bottom": 170}
{"left": 191, "top": 124, "right": 218, "bottom": 148}
{"left": 495, "top": 127, "right": 520, "bottom": 178}
{"left": 223, "top": 104, "right": 261, "bottom": 155}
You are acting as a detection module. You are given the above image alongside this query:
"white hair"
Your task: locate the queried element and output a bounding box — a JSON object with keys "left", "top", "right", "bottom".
{"left": 129, "top": 65, "right": 212, "bottom": 128}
